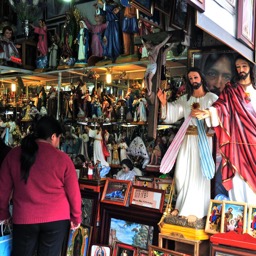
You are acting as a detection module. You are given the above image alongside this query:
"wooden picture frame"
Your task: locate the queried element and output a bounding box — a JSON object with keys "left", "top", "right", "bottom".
{"left": 210, "top": 243, "right": 256, "bottom": 256}
{"left": 21, "top": 40, "right": 37, "bottom": 70}
{"left": 66, "top": 224, "right": 93, "bottom": 256}
{"left": 101, "top": 178, "right": 131, "bottom": 206}
{"left": 137, "top": 248, "right": 148, "bottom": 256}
{"left": 137, "top": 9, "right": 163, "bottom": 30}
{"left": 113, "top": 242, "right": 137, "bottom": 256}
{"left": 154, "top": 178, "right": 173, "bottom": 191}
{"left": 237, "top": 0, "right": 255, "bottom": 49}
{"left": 90, "top": 244, "right": 112, "bottom": 256}
{"left": 129, "top": 186, "right": 165, "bottom": 213}
{"left": 131, "top": 0, "right": 153, "bottom": 16}
{"left": 170, "top": 0, "right": 189, "bottom": 32}
{"left": 134, "top": 176, "right": 155, "bottom": 188}
{"left": 154, "top": 0, "right": 172, "bottom": 16}
{"left": 187, "top": 48, "right": 238, "bottom": 93}
{"left": 100, "top": 203, "right": 162, "bottom": 249}
{"left": 220, "top": 200, "right": 247, "bottom": 234}
{"left": 81, "top": 189, "right": 99, "bottom": 227}
{"left": 213, "top": 0, "right": 237, "bottom": 15}
{"left": 187, "top": 0, "right": 205, "bottom": 13}
{"left": 47, "top": 23, "right": 60, "bottom": 39}
{"left": 153, "top": 177, "right": 173, "bottom": 210}
{"left": 247, "top": 205, "right": 256, "bottom": 238}
{"left": 45, "top": 0, "right": 70, "bottom": 21}
{"left": 148, "top": 245, "right": 188, "bottom": 256}
{"left": 205, "top": 200, "right": 223, "bottom": 234}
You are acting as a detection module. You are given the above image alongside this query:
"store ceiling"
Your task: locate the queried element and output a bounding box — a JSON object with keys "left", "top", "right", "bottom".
{"left": 0, "top": 57, "right": 187, "bottom": 87}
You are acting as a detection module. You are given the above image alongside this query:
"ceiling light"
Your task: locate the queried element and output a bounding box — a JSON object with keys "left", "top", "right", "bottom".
{"left": 11, "top": 83, "right": 16, "bottom": 92}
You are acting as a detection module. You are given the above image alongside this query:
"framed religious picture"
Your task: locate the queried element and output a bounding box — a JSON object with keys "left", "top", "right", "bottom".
{"left": 205, "top": 200, "right": 223, "bottom": 234}
{"left": 237, "top": 0, "right": 255, "bottom": 49}
{"left": 90, "top": 244, "right": 112, "bottom": 256}
{"left": 131, "top": 0, "right": 153, "bottom": 16}
{"left": 113, "top": 242, "right": 137, "bottom": 256}
{"left": 129, "top": 186, "right": 165, "bottom": 213}
{"left": 100, "top": 203, "right": 162, "bottom": 249}
{"left": 247, "top": 205, "right": 256, "bottom": 238}
{"left": 187, "top": 0, "right": 205, "bottom": 12}
{"left": 213, "top": 0, "right": 237, "bottom": 15}
{"left": 136, "top": 9, "right": 163, "bottom": 30}
{"left": 101, "top": 178, "right": 131, "bottom": 206}
{"left": 210, "top": 243, "right": 256, "bottom": 256}
{"left": 66, "top": 224, "right": 93, "bottom": 256}
{"left": 187, "top": 47, "right": 238, "bottom": 94}
{"left": 154, "top": 178, "right": 174, "bottom": 211}
{"left": 220, "top": 200, "right": 247, "bottom": 234}
{"left": 81, "top": 189, "right": 99, "bottom": 227}
{"left": 134, "top": 176, "right": 155, "bottom": 188}
{"left": 170, "top": 0, "right": 189, "bottom": 32}
{"left": 154, "top": 0, "right": 172, "bottom": 16}
{"left": 148, "top": 245, "right": 188, "bottom": 256}
{"left": 45, "top": 0, "right": 70, "bottom": 21}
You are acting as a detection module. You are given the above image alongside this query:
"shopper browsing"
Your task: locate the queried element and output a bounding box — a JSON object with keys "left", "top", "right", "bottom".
{"left": 0, "top": 115, "right": 81, "bottom": 256}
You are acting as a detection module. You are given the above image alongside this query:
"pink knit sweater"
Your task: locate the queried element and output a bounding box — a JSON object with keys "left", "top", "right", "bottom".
{"left": 0, "top": 141, "right": 81, "bottom": 225}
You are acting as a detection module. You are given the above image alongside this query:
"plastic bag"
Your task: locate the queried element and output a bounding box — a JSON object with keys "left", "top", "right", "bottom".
{"left": 0, "top": 220, "right": 12, "bottom": 256}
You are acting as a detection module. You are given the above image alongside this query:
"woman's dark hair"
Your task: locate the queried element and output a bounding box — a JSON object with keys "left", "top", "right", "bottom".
{"left": 232, "top": 55, "right": 256, "bottom": 87}
{"left": 121, "top": 158, "right": 133, "bottom": 170}
{"left": 186, "top": 67, "right": 209, "bottom": 100}
{"left": 20, "top": 116, "right": 63, "bottom": 183}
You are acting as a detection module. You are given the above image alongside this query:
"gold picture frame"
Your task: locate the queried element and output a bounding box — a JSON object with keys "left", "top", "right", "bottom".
{"left": 205, "top": 200, "right": 223, "bottom": 234}
{"left": 220, "top": 200, "right": 247, "bottom": 234}
{"left": 247, "top": 205, "right": 256, "bottom": 238}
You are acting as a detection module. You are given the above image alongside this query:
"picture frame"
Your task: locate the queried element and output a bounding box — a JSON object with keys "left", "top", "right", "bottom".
{"left": 101, "top": 178, "right": 131, "bottom": 206}
{"left": 153, "top": 177, "right": 174, "bottom": 210}
{"left": 170, "top": 0, "right": 189, "bottom": 32}
{"left": 129, "top": 186, "right": 165, "bottom": 213}
{"left": 210, "top": 243, "right": 256, "bottom": 256}
{"left": 134, "top": 176, "right": 155, "bottom": 188}
{"left": 81, "top": 189, "right": 99, "bottom": 228}
{"left": 205, "top": 200, "right": 223, "bottom": 234}
{"left": 237, "top": 0, "right": 255, "bottom": 49}
{"left": 154, "top": 0, "right": 172, "bottom": 16}
{"left": 148, "top": 245, "right": 188, "bottom": 256}
{"left": 100, "top": 203, "right": 162, "bottom": 249}
{"left": 213, "top": 0, "right": 237, "bottom": 15}
{"left": 131, "top": 0, "right": 153, "bottom": 17}
{"left": 21, "top": 40, "right": 37, "bottom": 70}
{"left": 46, "top": 23, "right": 59, "bottom": 39}
{"left": 220, "top": 200, "right": 247, "bottom": 234}
{"left": 247, "top": 205, "right": 256, "bottom": 238}
{"left": 45, "top": 0, "right": 70, "bottom": 21}
{"left": 113, "top": 242, "right": 137, "bottom": 256}
{"left": 154, "top": 178, "right": 173, "bottom": 191}
{"left": 187, "top": 0, "right": 205, "bottom": 13}
{"left": 66, "top": 224, "right": 93, "bottom": 256}
{"left": 136, "top": 9, "right": 163, "bottom": 30}
{"left": 137, "top": 248, "right": 148, "bottom": 256}
{"left": 90, "top": 244, "right": 112, "bottom": 256}
{"left": 187, "top": 48, "right": 238, "bottom": 94}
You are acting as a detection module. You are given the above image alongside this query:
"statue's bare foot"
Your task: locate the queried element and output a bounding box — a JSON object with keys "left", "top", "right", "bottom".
{"left": 146, "top": 92, "right": 155, "bottom": 105}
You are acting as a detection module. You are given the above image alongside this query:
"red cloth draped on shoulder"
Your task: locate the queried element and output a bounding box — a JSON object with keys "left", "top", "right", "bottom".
{"left": 212, "top": 82, "right": 256, "bottom": 192}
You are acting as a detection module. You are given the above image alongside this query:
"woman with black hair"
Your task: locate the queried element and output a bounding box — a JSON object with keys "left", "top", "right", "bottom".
{"left": 116, "top": 158, "right": 142, "bottom": 182}
{"left": 0, "top": 115, "right": 81, "bottom": 256}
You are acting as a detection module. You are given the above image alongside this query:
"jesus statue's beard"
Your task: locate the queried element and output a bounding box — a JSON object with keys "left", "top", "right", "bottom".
{"left": 192, "top": 82, "right": 202, "bottom": 90}
{"left": 239, "top": 71, "right": 250, "bottom": 80}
